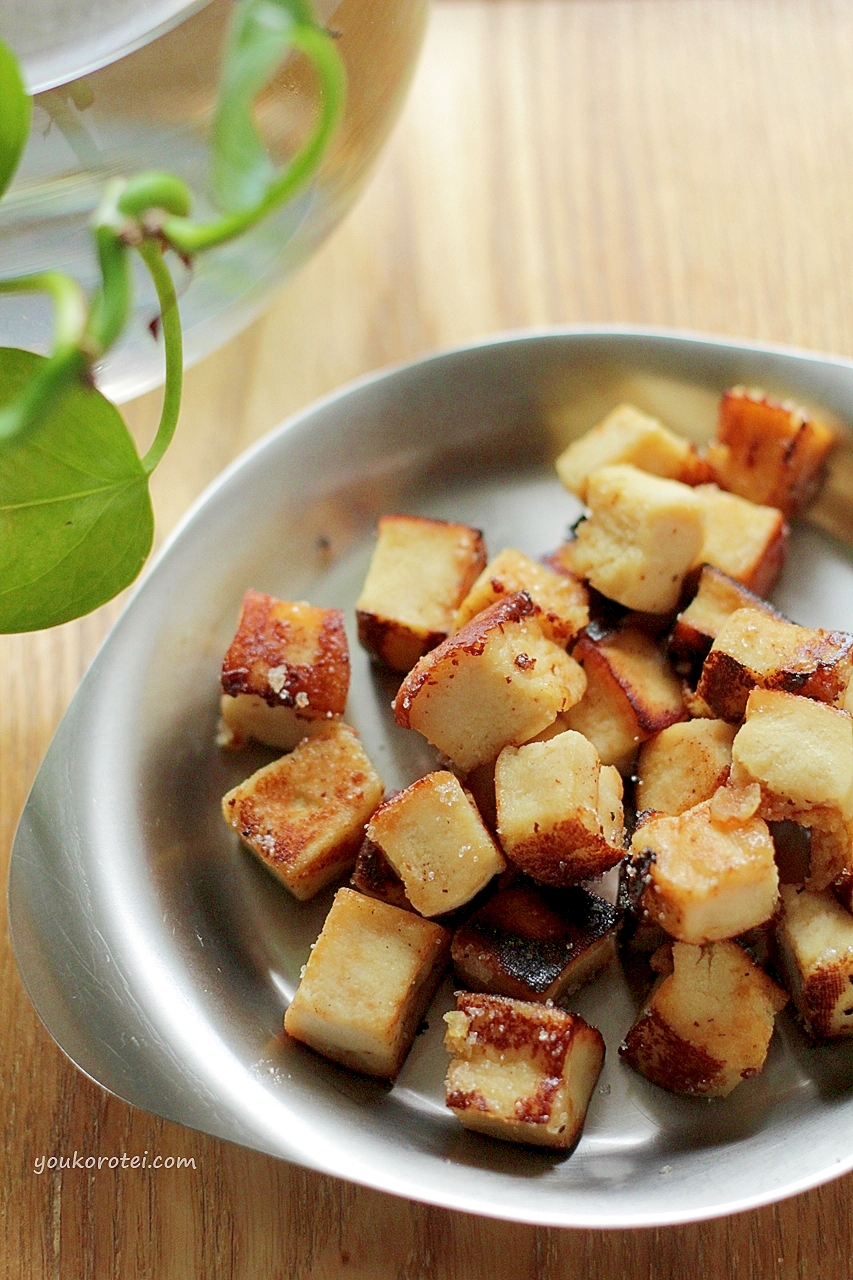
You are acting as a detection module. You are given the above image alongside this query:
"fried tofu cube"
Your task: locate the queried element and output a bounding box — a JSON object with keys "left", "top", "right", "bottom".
{"left": 555, "top": 403, "right": 709, "bottom": 501}
{"left": 776, "top": 884, "right": 853, "bottom": 1038}
{"left": 453, "top": 547, "right": 589, "bottom": 645}
{"left": 619, "top": 940, "right": 787, "bottom": 1097}
{"left": 697, "top": 607, "right": 853, "bottom": 722}
{"left": 221, "top": 722, "right": 384, "bottom": 900}
{"left": 355, "top": 516, "right": 486, "bottom": 673}
{"left": 566, "top": 628, "right": 686, "bottom": 774}
{"left": 394, "top": 592, "right": 587, "bottom": 773}
{"left": 630, "top": 788, "right": 779, "bottom": 943}
{"left": 219, "top": 590, "right": 350, "bottom": 750}
{"left": 284, "top": 888, "right": 450, "bottom": 1078}
{"left": 691, "top": 484, "right": 788, "bottom": 597}
{"left": 636, "top": 719, "right": 737, "bottom": 816}
{"left": 730, "top": 690, "right": 853, "bottom": 890}
{"left": 444, "top": 992, "right": 605, "bottom": 1148}
{"left": 365, "top": 772, "right": 505, "bottom": 917}
{"left": 451, "top": 883, "right": 620, "bottom": 1002}
{"left": 669, "top": 564, "right": 783, "bottom": 667}
{"left": 707, "top": 388, "right": 835, "bottom": 518}
{"left": 494, "top": 731, "right": 624, "bottom": 884}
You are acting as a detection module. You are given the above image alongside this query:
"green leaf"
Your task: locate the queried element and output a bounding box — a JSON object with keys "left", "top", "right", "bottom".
{"left": 0, "top": 348, "right": 154, "bottom": 632}
{"left": 0, "top": 38, "right": 32, "bottom": 200}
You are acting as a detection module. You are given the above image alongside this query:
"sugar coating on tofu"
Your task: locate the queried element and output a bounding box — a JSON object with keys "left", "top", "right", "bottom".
{"left": 636, "top": 720, "right": 737, "bottom": 817}
{"left": 443, "top": 992, "right": 605, "bottom": 1148}
{"left": 776, "top": 885, "right": 853, "bottom": 1038}
{"left": 707, "top": 388, "right": 835, "bottom": 518}
{"left": 630, "top": 790, "right": 779, "bottom": 944}
{"left": 555, "top": 403, "right": 708, "bottom": 501}
{"left": 451, "top": 882, "right": 621, "bottom": 1002}
{"left": 495, "top": 730, "right": 624, "bottom": 885}
{"left": 453, "top": 547, "right": 589, "bottom": 645}
{"left": 691, "top": 484, "right": 788, "bottom": 598}
{"left": 669, "top": 564, "right": 783, "bottom": 666}
{"left": 619, "top": 940, "right": 787, "bottom": 1097}
{"left": 568, "top": 465, "right": 704, "bottom": 614}
{"left": 394, "top": 592, "right": 587, "bottom": 774}
{"left": 221, "top": 722, "right": 384, "bottom": 901}
{"left": 356, "top": 515, "right": 486, "bottom": 673}
{"left": 366, "top": 771, "right": 505, "bottom": 917}
{"left": 220, "top": 589, "right": 349, "bottom": 749}
{"left": 284, "top": 888, "right": 450, "bottom": 1079}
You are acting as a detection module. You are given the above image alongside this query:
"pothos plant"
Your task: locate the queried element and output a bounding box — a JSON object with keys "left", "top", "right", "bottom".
{"left": 0, "top": 0, "right": 345, "bottom": 633}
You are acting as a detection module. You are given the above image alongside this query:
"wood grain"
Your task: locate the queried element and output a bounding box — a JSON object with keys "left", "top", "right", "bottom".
{"left": 6, "top": 1, "right": 853, "bottom": 1275}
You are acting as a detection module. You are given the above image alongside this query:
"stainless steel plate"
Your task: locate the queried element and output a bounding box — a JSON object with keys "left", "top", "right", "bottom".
{"left": 10, "top": 327, "right": 853, "bottom": 1227}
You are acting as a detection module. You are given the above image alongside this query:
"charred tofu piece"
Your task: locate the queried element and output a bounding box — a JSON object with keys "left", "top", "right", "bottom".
{"left": 619, "top": 940, "right": 787, "bottom": 1097}
{"left": 219, "top": 590, "right": 350, "bottom": 750}
{"left": 355, "top": 515, "right": 486, "bottom": 673}
{"left": 636, "top": 719, "right": 737, "bottom": 817}
{"left": 776, "top": 884, "right": 853, "bottom": 1038}
{"left": 707, "top": 388, "right": 835, "bottom": 518}
{"left": 284, "top": 888, "right": 450, "bottom": 1079}
{"left": 453, "top": 547, "right": 589, "bottom": 645}
{"left": 669, "top": 564, "right": 783, "bottom": 667}
{"left": 451, "top": 882, "right": 620, "bottom": 1002}
{"left": 394, "top": 592, "right": 587, "bottom": 773}
{"left": 555, "top": 403, "right": 709, "bottom": 501}
{"left": 697, "top": 607, "right": 853, "bottom": 723}
{"left": 443, "top": 992, "right": 605, "bottom": 1148}
{"left": 730, "top": 690, "right": 853, "bottom": 890}
{"left": 221, "top": 722, "right": 384, "bottom": 900}
{"left": 495, "top": 731, "right": 624, "bottom": 885}
{"left": 366, "top": 772, "right": 505, "bottom": 917}
{"left": 630, "top": 787, "right": 779, "bottom": 943}
{"left": 568, "top": 465, "right": 705, "bottom": 614}
{"left": 351, "top": 838, "right": 413, "bottom": 911}
{"left": 691, "top": 484, "right": 788, "bottom": 597}
{"left": 566, "top": 628, "right": 686, "bottom": 774}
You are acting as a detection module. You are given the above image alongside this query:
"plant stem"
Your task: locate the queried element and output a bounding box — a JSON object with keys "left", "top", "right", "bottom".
{"left": 0, "top": 272, "right": 88, "bottom": 441}
{"left": 138, "top": 241, "right": 183, "bottom": 475}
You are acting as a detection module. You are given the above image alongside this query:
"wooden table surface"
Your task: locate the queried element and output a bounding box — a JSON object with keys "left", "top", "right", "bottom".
{"left": 6, "top": 1, "right": 853, "bottom": 1275}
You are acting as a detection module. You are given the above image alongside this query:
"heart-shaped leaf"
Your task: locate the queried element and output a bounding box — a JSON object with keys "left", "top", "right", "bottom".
{"left": 0, "top": 347, "right": 153, "bottom": 632}
{"left": 0, "top": 38, "right": 32, "bottom": 199}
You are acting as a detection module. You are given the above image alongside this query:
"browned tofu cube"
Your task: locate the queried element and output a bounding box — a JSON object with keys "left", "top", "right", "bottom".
{"left": 619, "top": 940, "right": 787, "bottom": 1097}
{"left": 453, "top": 547, "right": 589, "bottom": 645}
{"left": 636, "top": 719, "right": 737, "bottom": 816}
{"left": 221, "top": 722, "right": 384, "bottom": 900}
{"left": 730, "top": 690, "right": 853, "bottom": 890}
{"left": 707, "top": 388, "right": 835, "bottom": 518}
{"left": 219, "top": 590, "right": 350, "bottom": 750}
{"left": 630, "top": 787, "right": 779, "bottom": 943}
{"left": 566, "top": 628, "right": 686, "bottom": 774}
{"left": 444, "top": 992, "right": 605, "bottom": 1148}
{"left": 494, "top": 730, "right": 624, "bottom": 885}
{"left": 669, "top": 564, "right": 783, "bottom": 667}
{"left": 691, "top": 484, "right": 788, "bottom": 597}
{"left": 555, "top": 403, "right": 709, "bottom": 501}
{"left": 568, "top": 465, "right": 705, "bottom": 613}
{"left": 355, "top": 516, "right": 486, "bottom": 673}
{"left": 351, "top": 838, "right": 413, "bottom": 911}
{"left": 451, "top": 883, "right": 620, "bottom": 1002}
{"left": 394, "top": 592, "right": 587, "bottom": 773}
{"left": 697, "top": 607, "right": 853, "bottom": 723}
{"left": 366, "top": 772, "right": 505, "bottom": 917}
{"left": 776, "top": 884, "right": 853, "bottom": 1038}
{"left": 284, "top": 888, "right": 450, "bottom": 1078}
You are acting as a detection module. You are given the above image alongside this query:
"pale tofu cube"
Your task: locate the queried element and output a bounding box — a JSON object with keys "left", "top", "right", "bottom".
{"left": 453, "top": 547, "right": 588, "bottom": 645}
{"left": 221, "top": 722, "right": 384, "bottom": 901}
{"left": 495, "top": 731, "right": 624, "bottom": 884}
{"left": 356, "top": 515, "right": 486, "bottom": 673}
{"left": 284, "top": 888, "right": 450, "bottom": 1078}
{"left": 636, "top": 719, "right": 737, "bottom": 816}
{"left": 555, "top": 403, "right": 709, "bottom": 501}
{"left": 619, "top": 940, "right": 787, "bottom": 1097}
{"left": 630, "top": 790, "right": 779, "bottom": 943}
{"left": 444, "top": 992, "right": 605, "bottom": 1148}
{"left": 366, "top": 772, "right": 505, "bottom": 917}
{"left": 776, "top": 884, "right": 853, "bottom": 1038}
{"left": 451, "top": 883, "right": 620, "bottom": 1002}
{"left": 692, "top": 484, "right": 788, "bottom": 598}
{"left": 669, "top": 564, "right": 783, "bottom": 667}
{"left": 219, "top": 589, "right": 349, "bottom": 750}
{"left": 394, "top": 592, "right": 587, "bottom": 773}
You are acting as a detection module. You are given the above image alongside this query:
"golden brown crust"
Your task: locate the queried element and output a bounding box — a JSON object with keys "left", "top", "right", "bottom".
{"left": 505, "top": 819, "right": 621, "bottom": 886}
{"left": 355, "top": 610, "right": 446, "bottom": 674}
{"left": 448, "top": 991, "right": 586, "bottom": 1078}
{"left": 351, "top": 837, "right": 413, "bottom": 911}
{"left": 620, "top": 1006, "right": 727, "bottom": 1095}
{"left": 573, "top": 630, "right": 687, "bottom": 736}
